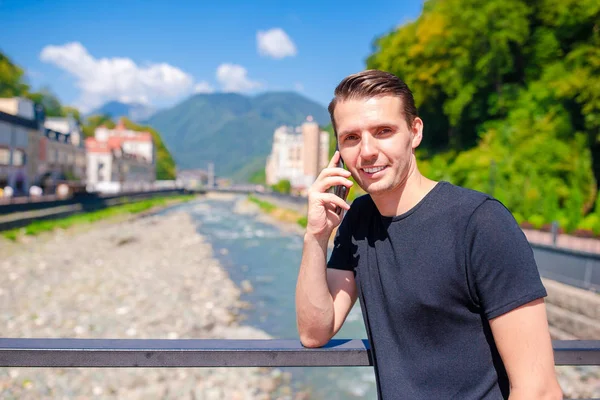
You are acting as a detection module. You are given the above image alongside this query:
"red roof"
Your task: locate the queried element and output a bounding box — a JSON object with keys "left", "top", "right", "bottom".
{"left": 107, "top": 136, "right": 124, "bottom": 149}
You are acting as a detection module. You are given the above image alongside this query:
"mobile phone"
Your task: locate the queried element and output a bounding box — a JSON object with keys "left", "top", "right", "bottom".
{"left": 332, "top": 149, "right": 348, "bottom": 215}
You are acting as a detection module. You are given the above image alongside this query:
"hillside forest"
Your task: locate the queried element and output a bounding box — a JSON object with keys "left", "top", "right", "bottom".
{"left": 359, "top": 0, "right": 599, "bottom": 234}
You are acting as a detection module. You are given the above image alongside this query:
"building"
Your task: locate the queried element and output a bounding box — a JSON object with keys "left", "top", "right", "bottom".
{"left": 39, "top": 115, "right": 87, "bottom": 192}
{"left": 0, "top": 97, "right": 45, "bottom": 196}
{"left": 85, "top": 119, "right": 155, "bottom": 193}
{"left": 265, "top": 116, "right": 329, "bottom": 194}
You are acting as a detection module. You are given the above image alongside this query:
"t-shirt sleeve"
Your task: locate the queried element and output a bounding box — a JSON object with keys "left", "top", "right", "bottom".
{"left": 327, "top": 208, "right": 358, "bottom": 273}
{"left": 465, "top": 199, "right": 547, "bottom": 320}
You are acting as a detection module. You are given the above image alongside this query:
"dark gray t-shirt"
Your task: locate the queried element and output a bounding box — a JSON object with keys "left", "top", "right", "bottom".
{"left": 327, "top": 181, "right": 547, "bottom": 399}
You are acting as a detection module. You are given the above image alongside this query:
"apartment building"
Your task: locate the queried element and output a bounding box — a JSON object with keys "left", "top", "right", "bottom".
{"left": 265, "top": 116, "right": 329, "bottom": 194}
{"left": 0, "top": 97, "right": 44, "bottom": 195}
{"left": 86, "top": 118, "right": 155, "bottom": 193}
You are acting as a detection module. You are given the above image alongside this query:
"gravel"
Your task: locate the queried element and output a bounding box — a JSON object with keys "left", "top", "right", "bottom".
{"left": 0, "top": 210, "right": 301, "bottom": 399}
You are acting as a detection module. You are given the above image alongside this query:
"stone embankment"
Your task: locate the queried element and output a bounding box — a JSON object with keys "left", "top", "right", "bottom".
{"left": 0, "top": 210, "right": 302, "bottom": 399}
{"left": 542, "top": 278, "right": 600, "bottom": 398}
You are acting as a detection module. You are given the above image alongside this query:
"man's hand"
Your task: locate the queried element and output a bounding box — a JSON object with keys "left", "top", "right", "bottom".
{"left": 305, "top": 151, "right": 353, "bottom": 239}
{"left": 296, "top": 151, "right": 356, "bottom": 348}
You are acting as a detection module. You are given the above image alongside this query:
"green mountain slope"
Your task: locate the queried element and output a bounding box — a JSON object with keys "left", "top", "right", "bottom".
{"left": 146, "top": 91, "right": 329, "bottom": 180}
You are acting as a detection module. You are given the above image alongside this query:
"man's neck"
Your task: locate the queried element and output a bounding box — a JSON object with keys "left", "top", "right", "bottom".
{"left": 371, "top": 170, "right": 438, "bottom": 217}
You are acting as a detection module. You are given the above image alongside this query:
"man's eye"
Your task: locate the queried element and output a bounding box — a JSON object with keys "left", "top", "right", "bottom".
{"left": 379, "top": 128, "right": 392, "bottom": 135}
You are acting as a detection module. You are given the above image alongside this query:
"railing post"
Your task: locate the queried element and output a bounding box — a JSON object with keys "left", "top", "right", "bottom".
{"left": 551, "top": 220, "right": 559, "bottom": 246}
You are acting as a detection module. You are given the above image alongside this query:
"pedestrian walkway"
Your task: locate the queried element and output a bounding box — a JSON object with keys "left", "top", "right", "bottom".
{"left": 523, "top": 228, "right": 600, "bottom": 255}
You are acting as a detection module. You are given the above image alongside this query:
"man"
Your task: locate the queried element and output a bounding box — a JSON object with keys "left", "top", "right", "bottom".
{"left": 295, "top": 70, "right": 562, "bottom": 399}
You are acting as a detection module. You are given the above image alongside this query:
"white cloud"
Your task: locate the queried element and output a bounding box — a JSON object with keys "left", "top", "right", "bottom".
{"left": 294, "top": 82, "right": 304, "bottom": 92}
{"left": 40, "top": 42, "right": 194, "bottom": 111}
{"left": 216, "top": 63, "right": 262, "bottom": 92}
{"left": 193, "top": 81, "right": 215, "bottom": 94}
{"left": 257, "top": 28, "right": 297, "bottom": 59}
{"left": 118, "top": 94, "right": 149, "bottom": 104}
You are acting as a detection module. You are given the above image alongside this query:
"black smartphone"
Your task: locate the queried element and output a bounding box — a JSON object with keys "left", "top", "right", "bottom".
{"left": 332, "top": 148, "right": 348, "bottom": 215}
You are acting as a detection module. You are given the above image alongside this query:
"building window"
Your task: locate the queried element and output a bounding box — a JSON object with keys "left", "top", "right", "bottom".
{"left": 0, "top": 148, "right": 9, "bottom": 165}
{"left": 13, "top": 149, "right": 25, "bottom": 166}
{"left": 98, "top": 162, "right": 105, "bottom": 181}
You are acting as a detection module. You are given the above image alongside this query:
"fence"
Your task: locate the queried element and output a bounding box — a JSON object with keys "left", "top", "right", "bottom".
{"left": 533, "top": 243, "right": 600, "bottom": 292}
{"left": 1, "top": 338, "right": 598, "bottom": 367}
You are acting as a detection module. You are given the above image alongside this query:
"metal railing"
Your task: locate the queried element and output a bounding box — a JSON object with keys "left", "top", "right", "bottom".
{"left": 532, "top": 243, "right": 600, "bottom": 292}
{"left": 1, "top": 338, "right": 598, "bottom": 368}
{"left": 0, "top": 188, "right": 200, "bottom": 231}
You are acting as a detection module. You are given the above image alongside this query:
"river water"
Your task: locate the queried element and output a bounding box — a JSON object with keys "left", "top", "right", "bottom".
{"left": 162, "top": 196, "right": 377, "bottom": 399}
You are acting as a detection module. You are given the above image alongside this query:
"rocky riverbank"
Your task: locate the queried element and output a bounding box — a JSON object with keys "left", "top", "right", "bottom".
{"left": 0, "top": 208, "right": 299, "bottom": 399}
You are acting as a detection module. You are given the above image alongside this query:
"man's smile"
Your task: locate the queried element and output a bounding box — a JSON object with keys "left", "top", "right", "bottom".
{"left": 360, "top": 165, "right": 388, "bottom": 176}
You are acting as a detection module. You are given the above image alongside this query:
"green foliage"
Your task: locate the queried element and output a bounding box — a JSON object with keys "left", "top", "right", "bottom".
{"left": 0, "top": 53, "right": 29, "bottom": 97}
{"left": 231, "top": 156, "right": 268, "bottom": 183}
{"left": 0, "top": 52, "right": 69, "bottom": 119}
{"left": 367, "top": 0, "right": 600, "bottom": 233}
{"left": 324, "top": 124, "right": 336, "bottom": 159}
{"left": 247, "top": 194, "right": 307, "bottom": 227}
{"left": 62, "top": 106, "right": 82, "bottom": 123}
{"left": 248, "top": 168, "right": 266, "bottom": 185}
{"left": 271, "top": 179, "right": 292, "bottom": 194}
{"left": 247, "top": 195, "right": 277, "bottom": 213}
{"left": 2, "top": 195, "right": 195, "bottom": 240}
{"left": 297, "top": 216, "right": 308, "bottom": 228}
{"left": 578, "top": 214, "right": 600, "bottom": 235}
{"left": 26, "top": 88, "right": 63, "bottom": 117}
{"left": 82, "top": 114, "right": 116, "bottom": 137}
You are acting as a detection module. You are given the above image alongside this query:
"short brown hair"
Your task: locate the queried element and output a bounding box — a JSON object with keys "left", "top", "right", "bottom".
{"left": 328, "top": 69, "right": 418, "bottom": 135}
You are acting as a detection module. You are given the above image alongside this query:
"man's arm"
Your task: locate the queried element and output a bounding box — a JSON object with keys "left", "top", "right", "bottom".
{"left": 296, "top": 233, "right": 357, "bottom": 347}
{"left": 295, "top": 151, "right": 356, "bottom": 348}
{"left": 489, "top": 298, "right": 563, "bottom": 400}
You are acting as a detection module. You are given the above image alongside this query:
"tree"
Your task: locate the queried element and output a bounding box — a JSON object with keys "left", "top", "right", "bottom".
{"left": 82, "top": 114, "right": 116, "bottom": 137}
{"left": 271, "top": 179, "right": 291, "bottom": 194}
{"left": 25, "top": 88, "right": 63, "bottom": 117}
{"left": 0, "top": 53, "right": 30, "bottom": 97}
{"left": 366, "top": 0, "right": 600, "bottom": 231}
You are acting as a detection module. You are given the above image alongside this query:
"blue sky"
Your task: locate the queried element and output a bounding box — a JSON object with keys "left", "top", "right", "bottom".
{"left": 1, "top": 0, "right": 423, "bottom": 112}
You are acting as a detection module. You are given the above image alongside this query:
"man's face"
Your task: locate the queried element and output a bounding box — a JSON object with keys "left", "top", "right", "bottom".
{"left": 334, "top": 96, "right": 422, "bottom": 197}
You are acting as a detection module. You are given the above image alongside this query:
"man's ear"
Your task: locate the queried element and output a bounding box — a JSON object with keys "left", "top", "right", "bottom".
{"left": 411, "top": 117, "right": 423, "bottom": 149}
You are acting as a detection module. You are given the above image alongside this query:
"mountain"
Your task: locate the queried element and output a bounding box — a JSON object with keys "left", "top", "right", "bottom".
{"left": 145, "top": 91, "right": 330, "bottom": 180}
{"left": 88, "top": 101, "right": 156, "bottom": 122}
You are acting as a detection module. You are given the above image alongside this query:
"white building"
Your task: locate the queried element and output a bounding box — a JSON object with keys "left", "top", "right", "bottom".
{"left": 265, "top": 116, "right": 329, "bottom": 194}
{"left": 86, "top": 119, "right": 155, "bottom": 193}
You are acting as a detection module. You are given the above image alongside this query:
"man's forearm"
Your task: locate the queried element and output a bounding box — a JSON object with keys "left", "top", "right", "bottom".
{"left": 296, "top": 232, "right": 335, "bottom": 347}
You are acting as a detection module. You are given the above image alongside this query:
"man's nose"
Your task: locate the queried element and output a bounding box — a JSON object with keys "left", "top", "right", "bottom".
{"left": 359, "top": 134, "right": 377, "bottom": 160}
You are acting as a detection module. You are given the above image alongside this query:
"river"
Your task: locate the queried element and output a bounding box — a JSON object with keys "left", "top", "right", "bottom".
{"left": 160, "top": 195, "right": 377, "bottom": 399}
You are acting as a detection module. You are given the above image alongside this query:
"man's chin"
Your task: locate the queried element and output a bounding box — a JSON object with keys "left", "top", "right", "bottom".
{"left": 361, "top": 182, "right": 389, "bottom": 196}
